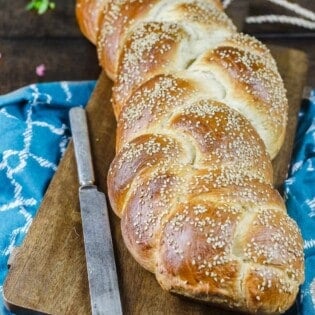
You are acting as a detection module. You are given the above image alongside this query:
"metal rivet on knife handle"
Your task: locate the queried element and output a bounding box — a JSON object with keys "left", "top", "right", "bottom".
{"left": 69, "top": 107, "right": 123, "bottom": 315}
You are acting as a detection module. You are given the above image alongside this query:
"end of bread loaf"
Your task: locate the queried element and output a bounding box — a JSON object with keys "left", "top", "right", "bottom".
{"left": 108, "top": 94, "right": 303, "bottom": 313}
{"left": 155, "top": 185, "right": 303, "bottom": 314}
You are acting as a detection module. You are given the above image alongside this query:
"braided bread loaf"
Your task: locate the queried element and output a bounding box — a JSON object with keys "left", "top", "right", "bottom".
{"left": 76, "top": 1, "right": 304, "bottom": 313}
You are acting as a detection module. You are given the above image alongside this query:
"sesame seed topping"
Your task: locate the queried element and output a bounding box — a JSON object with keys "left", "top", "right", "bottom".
{"left": 94, "top": 0, "right": 304, "bottom": 309}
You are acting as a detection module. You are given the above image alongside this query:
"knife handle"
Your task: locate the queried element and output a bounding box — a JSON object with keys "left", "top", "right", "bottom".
{"left": 69, "top": 107, "right": 95, "bottom": 187}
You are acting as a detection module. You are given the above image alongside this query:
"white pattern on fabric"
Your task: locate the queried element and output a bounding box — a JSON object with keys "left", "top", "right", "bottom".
{"left": 0, "top": 81, "right": 96, "bottom": 315}
{"left": 292, "top": 160, "right": 304, "bottom": 174}
{"left": 284, "top": 88, "right": 315, "bottom": 314}
{"left": 61, "top": 81, "right": 72, "bottom": 102}
{"left": 306, "top": 198, "right": 315, "bottom": 218}
{"left": 311, "top": 279, "right": 315, "bottom": 306}
{"left": 305, "top": 240, "right": 315, "bottom": 251}
{"left": 0, "top": 84, "right": 62, "bottom": 259}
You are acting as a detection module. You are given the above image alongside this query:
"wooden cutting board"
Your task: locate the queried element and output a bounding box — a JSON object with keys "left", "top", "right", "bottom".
{"left": 3, "top": 46, "right": 308, "bottom": 315}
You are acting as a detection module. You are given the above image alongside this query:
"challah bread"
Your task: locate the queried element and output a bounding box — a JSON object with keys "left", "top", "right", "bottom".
{"left": 76, "top": 0, "right": 304, "bottom": 313}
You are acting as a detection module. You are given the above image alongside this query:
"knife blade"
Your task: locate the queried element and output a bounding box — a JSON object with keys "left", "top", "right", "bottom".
{"left": 69, "top": 107, "right": 123, "bottom": 315}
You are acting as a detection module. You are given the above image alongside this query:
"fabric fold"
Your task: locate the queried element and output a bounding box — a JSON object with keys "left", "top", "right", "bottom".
{"left": 285, "top": 92, "right": 315, "bottom": 315}
{"left": 0, "top": 81, "right": 96, "bottom": 315}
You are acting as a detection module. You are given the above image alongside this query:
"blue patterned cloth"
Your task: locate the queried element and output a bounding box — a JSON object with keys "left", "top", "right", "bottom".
{"left": 0, "top": 81, "right": 96, "bottom": 315}
{"left": 0, "top": 82, "right": 314, "bottom": 315}
{"left": 284, "top": 91, "right": 315, "bottom": 315}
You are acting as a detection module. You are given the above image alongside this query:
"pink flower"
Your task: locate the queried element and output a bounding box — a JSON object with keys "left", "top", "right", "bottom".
{"left": 36, "top": 64, "right": 46, "bottom": 76}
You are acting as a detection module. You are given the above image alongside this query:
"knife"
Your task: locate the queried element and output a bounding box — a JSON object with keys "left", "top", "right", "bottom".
{"left": 69, "top": 107, "right": 123, "bottom": 315}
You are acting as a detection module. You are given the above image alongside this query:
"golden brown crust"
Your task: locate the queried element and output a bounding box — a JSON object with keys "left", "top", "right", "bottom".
{"left": 189, "top": 37, "right": 288, "bottom": 159}
{"left": 112, "top": 22, "right": 188, "bottom": 116}
{"left": 116, "top": 74, "right": 195, "bottom": 150}
{"left": 244, "top": 266, "right": 300, "bottom": 314}
{"left": 76, "top": 0, "right": 107, "bottom": 44}
{"left": 97, "top": 0, "right": 161, "bottom": 80}
{"left": 77, "top": 0, "right": 304, "bottom": 313}
{"left": 155, "top": 189, "right": 303, "bottom": 314}
{"left": 107, "top": 134, "right": 195, "bottom": 216}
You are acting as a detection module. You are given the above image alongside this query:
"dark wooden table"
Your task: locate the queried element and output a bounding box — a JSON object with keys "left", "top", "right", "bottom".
{"left": 0, "top": 1, "right": 101, "bottom": 95}
{"left": 1, "top": 0, "right": 314, "bottom": 96}
{"left": 243, "top": 0, "right": 315, "bottom": 88}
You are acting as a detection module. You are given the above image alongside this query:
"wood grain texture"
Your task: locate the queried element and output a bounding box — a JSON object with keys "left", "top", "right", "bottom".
{"left": 2, "top": 46, "right": 308, "bottom": 315}
{"left": 225, "top": 0, "right": 249, "bottom": 31}
{"left": 0, "top": 0, "right": 82, "bottom": 38}
{"left": 271, "top": 45, "right": 309, "bottom": 189}
{"left": 0, "top": 38, "right": 100, "bottom": 95}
